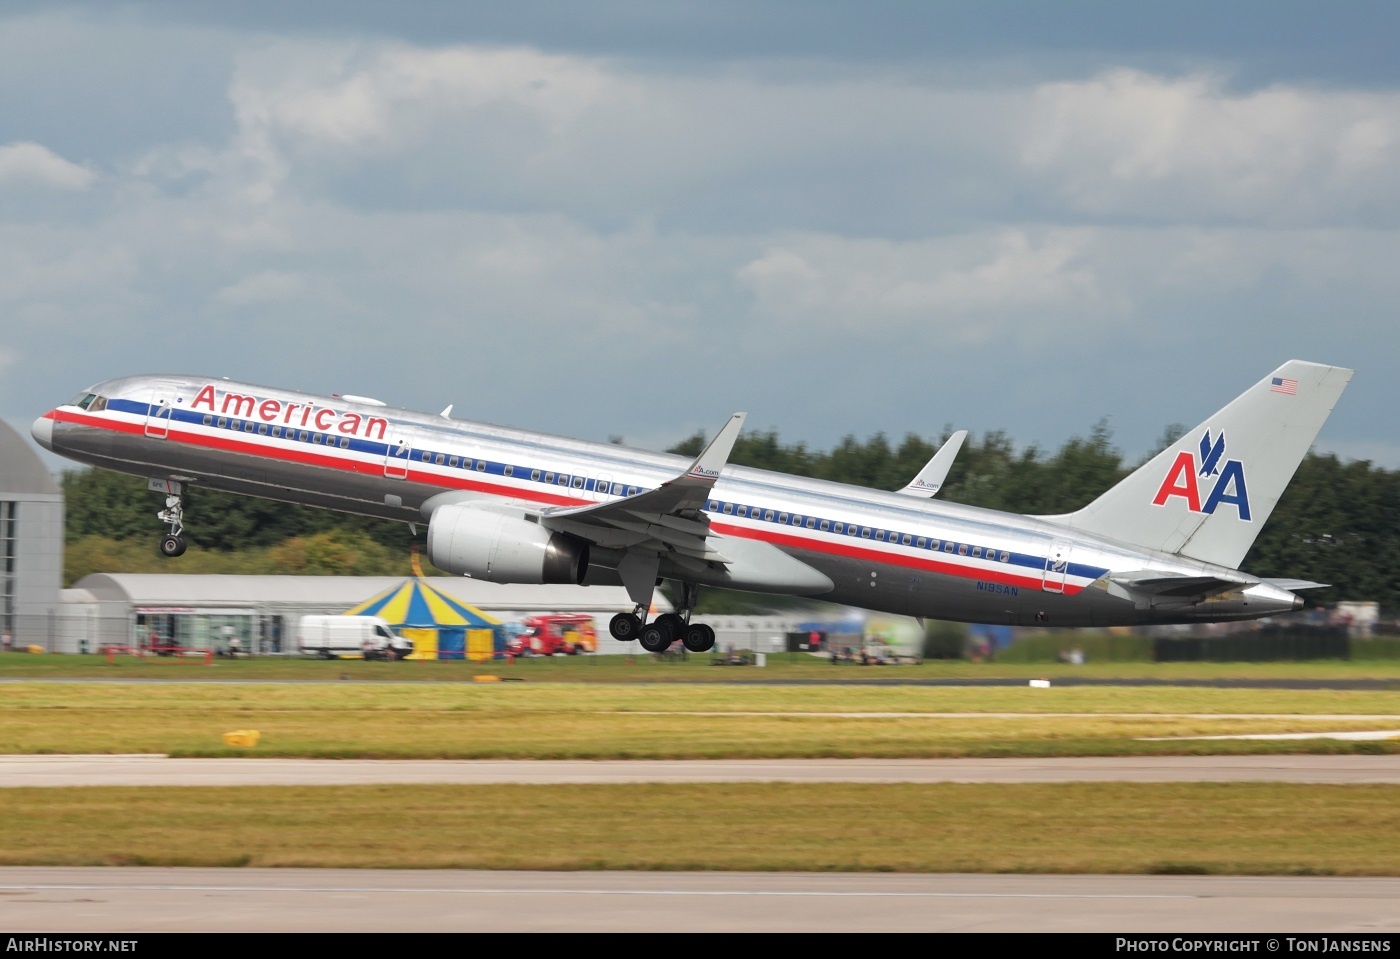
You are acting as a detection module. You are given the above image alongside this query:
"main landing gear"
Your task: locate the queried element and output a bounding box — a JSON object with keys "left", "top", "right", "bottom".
{"left": 155, "top": 480, "right": 188, "bottom": 558}
{"left": 608, "top": 583, "right": 716, "bottom": 654}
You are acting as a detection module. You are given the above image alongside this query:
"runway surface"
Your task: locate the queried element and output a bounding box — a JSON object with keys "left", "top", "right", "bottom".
{"left": 2, "top": 867, "right": 1397, "bottom": 933}
{"left": 2, "top": 754, "right": 1399, "bottom": 787}
{"left": 4, "top": 755, "right": 1398, "bottom": 932}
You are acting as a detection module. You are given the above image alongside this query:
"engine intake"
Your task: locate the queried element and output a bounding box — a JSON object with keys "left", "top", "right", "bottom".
{"left": 426, "top": 504, "right": 589, "bottom": 585}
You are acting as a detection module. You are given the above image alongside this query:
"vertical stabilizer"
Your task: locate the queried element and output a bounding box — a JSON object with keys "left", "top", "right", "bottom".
{"left": 1042, "top": 360, "right": 1352, "bottom": 568}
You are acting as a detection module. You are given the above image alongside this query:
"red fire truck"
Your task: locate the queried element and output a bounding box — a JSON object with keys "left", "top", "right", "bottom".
{"left": 506, "top": 614, "right": 598, "bottom": 656}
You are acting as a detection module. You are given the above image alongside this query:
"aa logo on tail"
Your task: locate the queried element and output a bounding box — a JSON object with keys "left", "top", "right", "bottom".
{"left": 1152, "top": 430, "right": 1252, "bottom": 520}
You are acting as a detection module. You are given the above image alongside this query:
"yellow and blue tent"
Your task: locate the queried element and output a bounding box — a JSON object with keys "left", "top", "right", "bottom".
{"left": 344, "top": 579, "right": 502, "bottom": 661}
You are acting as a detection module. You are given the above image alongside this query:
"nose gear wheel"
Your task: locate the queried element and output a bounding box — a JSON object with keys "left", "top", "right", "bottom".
{"left": 155, "top": 483, "right": 188, "bottom": 558}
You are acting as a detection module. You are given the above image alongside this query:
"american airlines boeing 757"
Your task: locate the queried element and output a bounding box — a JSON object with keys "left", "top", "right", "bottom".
{"left": 32, "top": 360, "right": 1350, "bottom": 653}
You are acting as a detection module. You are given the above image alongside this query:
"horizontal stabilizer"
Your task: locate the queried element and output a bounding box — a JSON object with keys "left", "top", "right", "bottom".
{"left": 1264, "top": 578, "right": 1331, "bottom": 591}
{"left": 1105, "top": 570, "right": 1250, "bottom": 610}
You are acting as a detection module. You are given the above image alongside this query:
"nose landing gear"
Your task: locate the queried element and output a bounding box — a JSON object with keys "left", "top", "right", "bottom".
{"left": 154, "top": 480, "right": 187, "bottom": 558}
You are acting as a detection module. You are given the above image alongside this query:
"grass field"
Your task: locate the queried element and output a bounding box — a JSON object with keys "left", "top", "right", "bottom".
{"left": 5, "top": 650, "right": 1400, "bottom": 682}
{"left": 0, "top": 676, "right": 1395, "bottom": 758}
{"left": 2, "top": 782, "right": 1396, "bottom": 875}
{"left": 2, "top": 654, "right": 1396, "bottom": 875}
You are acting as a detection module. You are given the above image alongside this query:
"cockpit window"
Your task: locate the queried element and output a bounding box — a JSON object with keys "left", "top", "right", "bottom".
{"left": 88, "top": 396, "right": 108, "bottom": 412}
{"left": 68, "top": 393, "right": 97, "bottom": 410}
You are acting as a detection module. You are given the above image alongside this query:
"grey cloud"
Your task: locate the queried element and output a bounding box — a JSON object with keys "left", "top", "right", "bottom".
{"left": 13, "top": 1, "right": 1400, "bottom": 87}
{"left": 0, "top": 11, "right": 1395, "bottom": 473}
{"left": 0, "top": 13, "right": 238, "bottom": 162}
{"left": 213, "top": 46, "right": 1400, "bottom": 234}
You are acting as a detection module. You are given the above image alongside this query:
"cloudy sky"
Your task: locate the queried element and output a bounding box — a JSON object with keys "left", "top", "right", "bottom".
{"left": 4, "top": 1, "right": 1398, "bottom": 477}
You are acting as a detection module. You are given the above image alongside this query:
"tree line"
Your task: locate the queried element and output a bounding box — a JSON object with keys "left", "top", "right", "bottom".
{"left": 60, "top": 424, "right": 1400, "bottom": 612}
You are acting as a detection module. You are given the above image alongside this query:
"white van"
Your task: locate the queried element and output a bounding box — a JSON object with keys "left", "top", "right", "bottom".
{"left": 297, "top": 615, "right": 414, "bottom": 661}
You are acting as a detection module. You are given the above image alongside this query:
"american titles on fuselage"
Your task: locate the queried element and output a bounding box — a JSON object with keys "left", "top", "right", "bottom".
{"left": 189, "top": 384, "right": 389, "bottom": 441}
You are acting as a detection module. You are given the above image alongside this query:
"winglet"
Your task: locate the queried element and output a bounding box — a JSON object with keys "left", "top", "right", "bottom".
{"left": 686, "top": 412, "right": 746, "bottom": 485}
{"left": 897, "top": 430, "right": 967, "bottom": 498}
{"left": 542, "top": 412, "right": 747, "bottom": 523}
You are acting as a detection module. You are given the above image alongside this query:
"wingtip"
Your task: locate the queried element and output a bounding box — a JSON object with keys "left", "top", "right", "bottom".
{"left": 688, "top": 411, "right": 747, "bottom": 480}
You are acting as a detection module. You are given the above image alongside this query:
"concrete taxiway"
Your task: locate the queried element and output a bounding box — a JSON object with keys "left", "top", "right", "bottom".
{"left": 2, "top": 867, "right": 1397, "bottom": 933}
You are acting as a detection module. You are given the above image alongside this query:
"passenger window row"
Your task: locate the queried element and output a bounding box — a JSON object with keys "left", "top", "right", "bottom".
{"left": 705, "top": 498, "right": 1012, "bottom": 563}
{"left": 201, "top": 413, "right": 352, "bottom": 448}
{"left": 400, "top": 443, "right": 648, "bottom": 498}
{"left": 413, "top": 452, "right": 643, "bottom": 497}
{"left": 194, "top": 412, "right": 648, "bottom": 497}
{"left": 186, "top": 412, "right": 1010, "bottom": 564}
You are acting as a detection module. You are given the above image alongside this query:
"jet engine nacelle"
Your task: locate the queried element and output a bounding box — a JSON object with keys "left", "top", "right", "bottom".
{"left": 426, "top": 504, "right": 589, "bottom": 585}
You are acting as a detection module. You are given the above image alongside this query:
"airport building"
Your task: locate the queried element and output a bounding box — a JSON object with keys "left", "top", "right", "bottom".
{"left": 0, "top": 419, "right": 64, "bottom": 651}
{"left": 54, "top": 568, "right": 873, "bottom": 658}
{"left": 56, "top": 574, "right": 672, "bottom": 656}
{"left": 53, "top": 572, "right": 871, "bottom": 659}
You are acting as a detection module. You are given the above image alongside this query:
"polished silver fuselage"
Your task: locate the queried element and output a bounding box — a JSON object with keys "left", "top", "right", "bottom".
{"left": 36, "top": 374, "right": 1301, "bottom": 626}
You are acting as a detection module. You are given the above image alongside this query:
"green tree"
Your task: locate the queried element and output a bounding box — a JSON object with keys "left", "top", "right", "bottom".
{"left": 61, "top": 471, "right": 152, "bottom": 543}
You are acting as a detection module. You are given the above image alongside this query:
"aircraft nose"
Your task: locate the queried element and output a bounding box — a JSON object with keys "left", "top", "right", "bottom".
{"left": 30, "top": 413, "right": 54, "bottom": 451}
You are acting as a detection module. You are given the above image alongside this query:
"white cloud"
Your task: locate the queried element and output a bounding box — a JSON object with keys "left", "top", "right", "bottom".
{"left": 214, "top": 270, "right": 307, "bottom": 304}
{"left": 144, "top": 43, "right": 1400, "bottom": 240}
{"left": 1021, "top": 69, "right": 1400, "bottom": 224}
{"left": 0, "top": 141, "right": 96, "bottom": 191}
{"left": 247, "top": 44, "right": 615, "bottom": 147}
{"left": 209, "top": 41, "right": 1024, "bottom": 228}
{"left": 0, "top": 233, "right": 137, "bottom": 303}
{"left": 737, "top": 229, "right": 1114, "bottom": 344}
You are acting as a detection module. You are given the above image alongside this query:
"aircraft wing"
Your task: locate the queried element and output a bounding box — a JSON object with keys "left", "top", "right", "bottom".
{"left": 1104, "top": 570, "right": 1253, "bottom": 610}
{"left": 896, "top": 430, "right": 966, "bottom": 498}
{"left": 539, "top": 413, "right": 746, "bottom": 603}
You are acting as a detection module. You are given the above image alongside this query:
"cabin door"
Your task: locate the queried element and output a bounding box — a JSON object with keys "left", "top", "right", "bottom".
{"left": 144, "top": 394, "right": 173, "bottom": 439}
{"left": 1041, "top": 538, "right": 1072, "bottom": 594}
{"left": 385, "top": 438, "right": 411, "bottom": 479}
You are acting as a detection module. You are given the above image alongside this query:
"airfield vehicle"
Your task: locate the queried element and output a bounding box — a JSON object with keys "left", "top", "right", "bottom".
{"left": 506, "top": 614, "right": 598, "bottom": 656}
{"left": 298, "top": 615, "right": 414, "bottom": 660}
